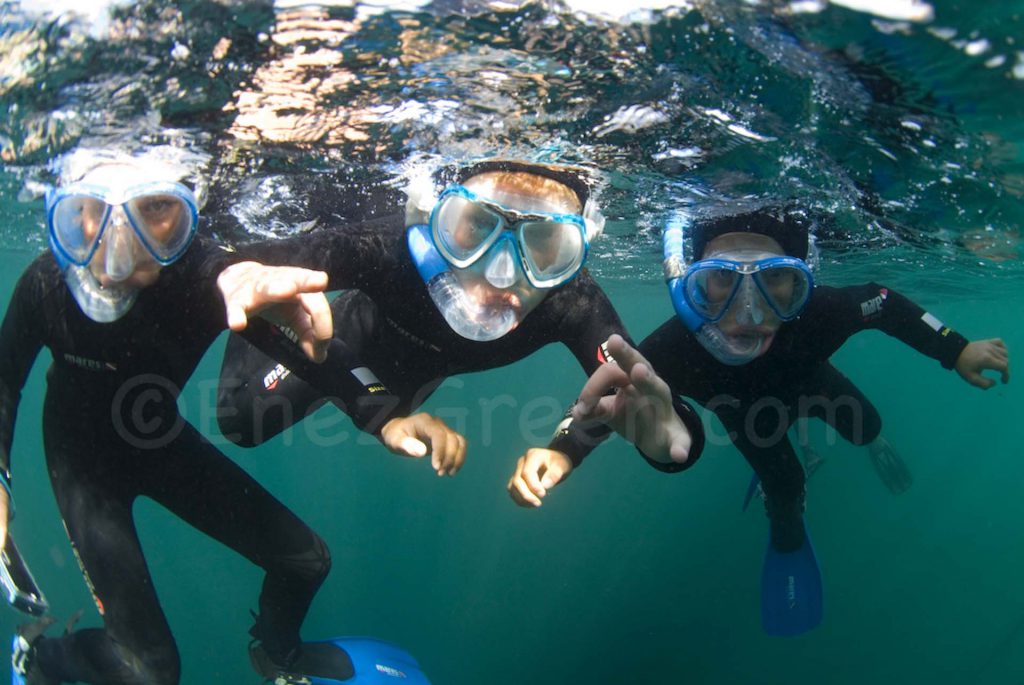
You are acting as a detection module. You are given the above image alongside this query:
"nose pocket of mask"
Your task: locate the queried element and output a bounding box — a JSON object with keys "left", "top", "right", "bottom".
{"left": 734, "top": 277, "right": 766, "bottom": 325}
{"left": 103, "top": 214, "right": 138, "bottom": 282}
{"left": 482, "top": 240, "right": 518, "bottom": 289}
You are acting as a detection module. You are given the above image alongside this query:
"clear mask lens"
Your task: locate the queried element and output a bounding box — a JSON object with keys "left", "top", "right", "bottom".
{"left": 519, "top": 221, "right": 584, "bottom": 285}
{"left": 125, "top": 192, "right": 195, "bottom": 261}
{"left": 50, "top": 195, "right": 109, "bottom": 264}
{"left": 752, "top": 266, "right": 811, "bottom": 319}
{"left": 433, "top": 193, "right": 503, "bottom": 263}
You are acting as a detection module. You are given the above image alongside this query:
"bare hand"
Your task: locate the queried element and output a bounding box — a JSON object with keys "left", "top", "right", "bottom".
{"left": 380, "top": 413, "right": 467, "bottom": 476}
{"left": 572, "top": 334, "right": 692, "bottom": 465}
{"left": 955, "top": 338, "right": 1010, "bottom": 389}
{"left": 507, "top": 448, "right": 573, "bottom": 508}
{"left": 217, "top": 262, "right": 333, "bottom": 362}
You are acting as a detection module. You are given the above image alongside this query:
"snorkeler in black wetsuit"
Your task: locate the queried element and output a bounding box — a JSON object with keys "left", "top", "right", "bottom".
{"left": 0, "top": 152, "right": 354, "bottom": 685}
{"left": 513, "top": 205, "right": 1009, "bottom": 634}
{"left": 217, "top": 160, "right": 703, "bottom": 483}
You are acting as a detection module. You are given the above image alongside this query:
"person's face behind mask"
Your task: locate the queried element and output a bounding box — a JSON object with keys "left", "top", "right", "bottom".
{"left": 701, "top": 232, "right": 791, "bottom": 355}
{"left": 77, "top": 164, "right": 189, "bottom": 290}
{"left": 448, "top": 171, "right": 583, "bottom": 325}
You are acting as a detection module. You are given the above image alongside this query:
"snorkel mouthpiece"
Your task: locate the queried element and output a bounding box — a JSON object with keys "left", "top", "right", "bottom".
{"left": 408, "top": 224, "right": 518, "bottom": 341}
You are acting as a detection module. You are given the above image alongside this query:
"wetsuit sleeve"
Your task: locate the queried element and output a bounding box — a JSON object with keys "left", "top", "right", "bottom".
{"left": 546, "top": 277, "right": 705, "bottom": 471}
{"left": 230, "top": 215, "right": 402, "bottom": 293}
{"left": 0, "top": 262, "right": 47, "bottom": 493}
{"left": 234, "top": 319, "right": 405, "bottom": 436}
{"left": 633, "top": 317, "right": 706, "bottom": 474}
{"left": 829, "top": 283, "right": 970, "bottom": 369}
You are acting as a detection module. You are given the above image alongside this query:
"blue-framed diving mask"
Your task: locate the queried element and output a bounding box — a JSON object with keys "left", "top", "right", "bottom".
{"left": 430, "top": 185, "right": 588, "bottom": 289}
{"left": 680, "top": 256, "right": 813, "bottom": 325}
{"left": 46, "top": 181, "right": 199, "bottom": 274}
{"left": 663, "top": 215, "right": 814, "bottom": 365}
{"left": 45, "top": 174, "right": 199, "bottom": 323}
{"left": 408, "top": 184, "right": 590, "bottom": 341}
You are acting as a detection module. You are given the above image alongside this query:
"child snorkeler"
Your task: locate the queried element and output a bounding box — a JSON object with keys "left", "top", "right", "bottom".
{"left": 217, "top": 159, "right": 701, "bottom": 494}
{"left": 508, "top": 205, "right": 1009, "bottom": 636}
{"left": 0, "top": 148, "right": 426, "bottom": 684}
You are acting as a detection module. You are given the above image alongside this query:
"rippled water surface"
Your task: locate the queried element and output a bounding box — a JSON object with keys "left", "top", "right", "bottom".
{"left": 0, "top": 1, "right": 1021, "bottom": 684}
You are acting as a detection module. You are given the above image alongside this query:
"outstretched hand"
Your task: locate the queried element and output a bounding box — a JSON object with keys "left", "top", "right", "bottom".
{"left": 507, "top": 448, "right": 573, "bottom": 507}
{"left": 572, "top": 334, "right": 692, "bottom": 465}
{"left": 380, "top": 413, "right": 467, "bottom": 476}
{"left": 955, "top": 338, "right": 1010, "bottom": 389}
{"left": 217, "top": 262, "right": 333, "bottom": 363}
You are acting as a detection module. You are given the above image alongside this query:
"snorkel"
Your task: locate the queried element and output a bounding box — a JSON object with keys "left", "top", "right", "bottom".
{"left": 407, "top": 224, "right": 522, "bottom": 341}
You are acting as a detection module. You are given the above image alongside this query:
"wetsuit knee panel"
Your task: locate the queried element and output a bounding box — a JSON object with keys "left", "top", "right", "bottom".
{"left": 272, "top": 532, "right": 332, "bottom": 586}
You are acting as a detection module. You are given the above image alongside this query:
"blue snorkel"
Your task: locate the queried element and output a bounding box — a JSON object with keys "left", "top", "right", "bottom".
{"left": 406, "top": 223, "right": 521, "bottom": 341}
{"left": 407, "top": 222, "right": 448, "bottom": 286}
{"left": 663, "top": 213, "right": 705, "bottom": 333}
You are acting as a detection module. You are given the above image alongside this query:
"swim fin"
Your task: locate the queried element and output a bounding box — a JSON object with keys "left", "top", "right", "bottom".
{"left": 11, "top": 616, "right": 57, "bottom": 685}
{"left": 867, "top": 436, "right": 912, "bottom": 495}
{"left": 251, "top": 636, "right": 431, "bottom": 684}
{"left": 760, "top": 525, "right": 823, "bottom": 636}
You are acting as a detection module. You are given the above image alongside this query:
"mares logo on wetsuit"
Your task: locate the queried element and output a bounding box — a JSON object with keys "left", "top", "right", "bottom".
{"left": 62, "top": 353, "right": 117, "bottom": 372}
{"left": 859, "top": 288, "right": 888, "bottom": 320}
{"left": 597, "top": 340, "right": 617, "bottom": 365}
{"left": 263, "top": 363, "right": 291, "bottom": 391}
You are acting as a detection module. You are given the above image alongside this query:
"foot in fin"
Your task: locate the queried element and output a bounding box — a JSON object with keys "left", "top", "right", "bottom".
{"left": 761, "top": 520, "right": 823, "bottom": 637}
{"left": 867, "top": 436, "right": 912, "bottom": 495}
{"left": 250, "top": 636, "right": 431, "bottom": 684}
{"left": 11, "top": 616, "right": 57, "bottom": 685}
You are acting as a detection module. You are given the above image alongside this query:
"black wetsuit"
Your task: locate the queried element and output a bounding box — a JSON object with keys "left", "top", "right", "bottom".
{"left": 217, "top": 214, "right": 705, "bottom": 467}
{"left": 634, "top": 283, "right": 969, "bottom": 551}
{"left": 0, "top": 238, "right": 333, "bottom": 684}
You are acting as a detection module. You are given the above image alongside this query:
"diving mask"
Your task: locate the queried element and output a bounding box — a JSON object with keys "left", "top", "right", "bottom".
{"left": 46, "top": 180, "right": 198, "bottom": 275}
{"left": 429, "top": 185, "right": 588, "bottom": 289}
{"left": 663, "top": 216, "right": 814, "bottom": 365}
{"left": 46, "top": 164, "right": 199, "bottom": 323}
{"left": 680, "top": 253, "right": 813, "bottom": 325}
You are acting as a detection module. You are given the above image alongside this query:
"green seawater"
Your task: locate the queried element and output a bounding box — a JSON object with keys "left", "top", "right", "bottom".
{"left": 1, "top": 1, "right": 1022, "bottom": 683}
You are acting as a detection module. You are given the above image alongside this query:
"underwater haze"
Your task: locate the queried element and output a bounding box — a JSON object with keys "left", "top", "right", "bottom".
{"left": 0, "top": 0, "right": 1022, "bottom": 683}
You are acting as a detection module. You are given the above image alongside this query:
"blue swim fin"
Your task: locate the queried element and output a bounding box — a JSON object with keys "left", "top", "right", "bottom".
{"left": 10, "top": 636, "right": 25, "bottom": 685}
{"left": 760, "top": 527, "right": 823, "bottom": 636}
{"left": 336, "top": 637, "right": 430, "bottom": 684}
{"left": 253, "top": 636, "right": 431, "bottom": 685}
